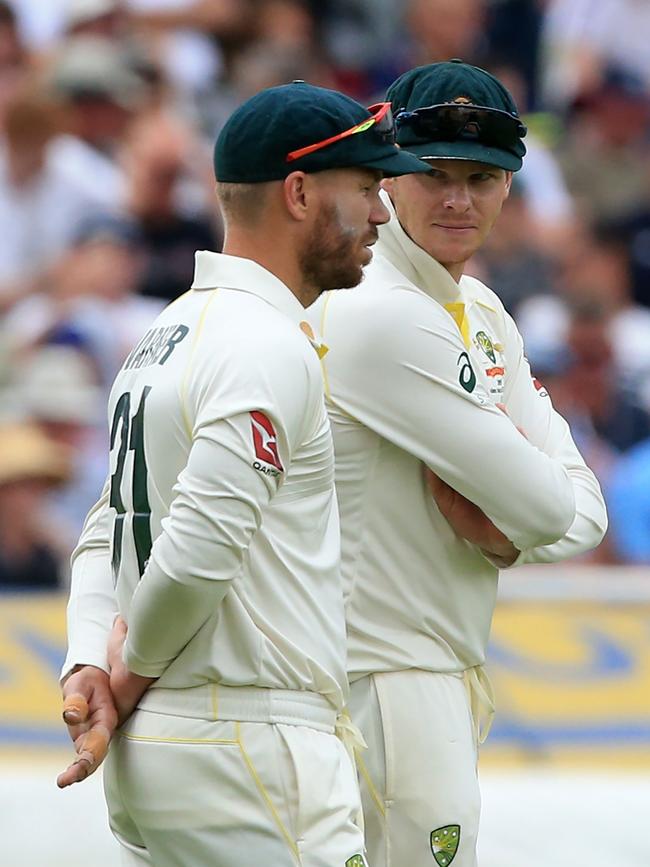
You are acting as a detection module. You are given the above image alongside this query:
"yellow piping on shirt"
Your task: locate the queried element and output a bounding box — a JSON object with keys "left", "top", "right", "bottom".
{"left": 318, "top": 293, "right": 361, "bottom": 423}
{"left": 164, "top": 288, "right": 192, "bottom": 312}
{"left": 474, "top": 298, "right": 498, "bottom": 313}
{"left": 180, "top": 288, "right": 220, "bottom": 439}
{"left": 235, "top": 722, "right": 301, "bottom": 862}
{"left": 318, "top": 292, "right": 335, "bottom": 404}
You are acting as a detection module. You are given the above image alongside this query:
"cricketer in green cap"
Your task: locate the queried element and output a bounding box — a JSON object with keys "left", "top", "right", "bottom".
{"left": 380, "top": 59, "right": 527, "bottom": 284}
{"left": 215, "top": 80, "right": 429, "bottom": 182}
{"left": 302, "top": 58, "right": 605, "bottom": 867}
{"left": 389, "top": 58, "right": 527, "bottom": 171}
{"left": 214, "top": 80, "right": 429, "bottom": 306}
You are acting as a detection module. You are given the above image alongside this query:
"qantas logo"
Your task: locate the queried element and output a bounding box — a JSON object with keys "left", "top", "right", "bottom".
{"left": 250, "top": 411, "right": 283, "bottom": 472}
{"left": 532, "top": 377, "right": 549, "bottom": 397}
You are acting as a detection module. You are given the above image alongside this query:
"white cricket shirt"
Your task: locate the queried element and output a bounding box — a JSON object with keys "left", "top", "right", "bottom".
{"left": 63, "top": 252, "right": 348, "bottom": 710}
{"left": 307, "top": 192, "right": 606, "bottom": 680}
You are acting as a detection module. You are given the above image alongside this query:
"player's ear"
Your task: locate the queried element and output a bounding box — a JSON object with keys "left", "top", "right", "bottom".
{"left": 381, "top": 176, "right": 395, "bottom": 195}
{"left": 283, "top": 171, "right": 311, "bottom": 221}
{"left": 504, "top": 171, "right": 513, "bottom": 198}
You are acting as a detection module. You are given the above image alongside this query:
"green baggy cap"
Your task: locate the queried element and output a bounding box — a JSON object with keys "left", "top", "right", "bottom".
{"left": 388, "top": 59, "right": 527, "bottom": 171}
{"left": 214, "top": 81, "right": 430, "bottom": 183}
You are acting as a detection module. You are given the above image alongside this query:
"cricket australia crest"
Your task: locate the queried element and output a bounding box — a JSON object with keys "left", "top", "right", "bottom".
{"left": 345, "top": 855, "right": 367, "bottom": 867}
{"left": 430, "top": 825, "right": 460, "bottom": 866}
{"left": 474, "top": 330, "right": 496, "bottom": 363}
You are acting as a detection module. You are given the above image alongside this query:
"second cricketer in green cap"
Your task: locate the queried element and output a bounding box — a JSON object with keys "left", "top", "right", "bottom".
{"left": 389, "top": 59, "right": 527, "bottom": 171}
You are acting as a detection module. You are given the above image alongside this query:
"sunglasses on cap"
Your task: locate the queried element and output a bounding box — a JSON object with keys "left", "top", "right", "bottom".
{"left": 286, "top": 102, "right": 395, "bottom": 163}
{"left": 395, "top": 103, "right": 527, "bottom": 147}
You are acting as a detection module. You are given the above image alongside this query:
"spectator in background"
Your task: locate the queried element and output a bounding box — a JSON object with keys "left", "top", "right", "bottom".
{"left": 46, "top": 35, "right": 153, "bottom": 212}
{"left": 541, "top": 0, "right": 650, "bottom": 110}
{"left": 129, "top": 0, "right": 256, "bottom": 79}
{"left": 0, "top": 422, "right": 71, "bottom": 590}
{"left": 63, "top": 0, "right": 128, "bottom": 40}
{"left": 606, "top": 164, "right": 650, "bottom": 311}
{"left": 0, "top": 1, "right": 30, "bottom": 125}
{"left": 607, "top": 439, "right": 650, "bottom": 563}
{"left": 2, "top": 343, "right": 107, "bottom": 551}
{"left": 517, "top": 220, "right": 650, "bottom": 416}
{"left": 61, "top": 0, "right": 174, "bottom": 117}
{"left": 313, "top": 0, "right": 406, "bottom": 101}
{"left": 0, "top": 84, "right": 118, "bottom": 311}
{"left": 485, "top": 58, "right": 577, "bottom": 252}
{"left": 484, "top": 0, "right": 542, "bottom": 110}
{"left": 405, "top": 0, "right": 487, "bottom": 69}
{"left": 124, "top": 112, "right": 219, "bottom": 302}
{"left": 1, "top": 213, "right": 163, "bottom": 386}
{"left": 559, "top": 301, "right": 650, "bottom": 454}
{"left": 555, "top": 66, "right": 650, "bottom": 221}
{"left": 230, "top": 38, "right": 335, "bottom": 101}
{"left": 529, "top": 302, "right": 642, "bottom": 565}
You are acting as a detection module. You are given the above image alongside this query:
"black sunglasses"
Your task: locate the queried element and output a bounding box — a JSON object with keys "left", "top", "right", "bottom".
{"left": 395, "top": 103, "right": 527, "bottom": 147}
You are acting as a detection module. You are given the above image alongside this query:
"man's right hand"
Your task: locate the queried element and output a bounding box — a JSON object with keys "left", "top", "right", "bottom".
{"left": 108, "top": 617, "right": 157, "bottom": 726}
{"left": 57, "top": 665, "right": 118, "bottom": 789}
{"left": 424, "top": 467, "right": 519, "bottom": 567}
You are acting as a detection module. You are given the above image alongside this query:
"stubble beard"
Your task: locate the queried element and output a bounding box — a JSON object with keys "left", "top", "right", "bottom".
{"left": 299, "top": 201, "right": 372, "bottom": 296}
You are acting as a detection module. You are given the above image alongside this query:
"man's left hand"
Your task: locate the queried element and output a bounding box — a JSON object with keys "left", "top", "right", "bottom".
{"left": 57, "top": 665, "right": 117, "bottom": 789}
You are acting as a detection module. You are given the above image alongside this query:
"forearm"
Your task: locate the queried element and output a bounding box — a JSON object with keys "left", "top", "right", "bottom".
{"left": 62, "top": 484, "right": 117, "bottom": 680}
{"left": 64, "top": 550, "right": 118, "bottom": 676}
{"left": 123, "top": 559, "right": 231, "bottom": 676}
{"left": 511, "top": 468, "right": 608, "bottom": 565}
{"left": 500, "top": 315, "right": 607, "bottom": 565}
{"left": 123, "top": 424, "right": 271, "bottom": 675}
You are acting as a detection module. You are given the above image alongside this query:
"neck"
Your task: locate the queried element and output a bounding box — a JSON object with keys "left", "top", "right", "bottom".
{"left": 444, "top": 262, "right": 465, "bottom": 283}
{"left": 385, "top": 190, "right": 465, "bottom": 284}
{"left": 223, "top": 231, "right": 316, "bottom": 308}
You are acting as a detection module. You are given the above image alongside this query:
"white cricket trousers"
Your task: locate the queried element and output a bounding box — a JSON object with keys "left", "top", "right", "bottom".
{"left": 103, "top": 684, "right": 368, "bottom": 867}
{"left": 348, "top": 669, "right": 493, "bottom": 867}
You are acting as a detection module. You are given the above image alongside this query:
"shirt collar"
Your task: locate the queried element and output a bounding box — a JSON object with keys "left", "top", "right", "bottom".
{"left": 191, "top": 251, "right": 306, "bottom": 321}
{"left": 375, "top": 189, "right": 464, "bottom": 306}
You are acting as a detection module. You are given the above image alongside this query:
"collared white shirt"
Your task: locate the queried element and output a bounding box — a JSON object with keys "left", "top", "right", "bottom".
{"left": 63, "top": 251, "right": 348, "bottom": 710}
{"left": 307, "top": 192, "right": 606, "bottom": 679}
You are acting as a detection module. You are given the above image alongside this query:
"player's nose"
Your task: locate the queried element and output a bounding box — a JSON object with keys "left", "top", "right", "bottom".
{"left": 443, "top": 183, "right": 471, "bottom": 210}
{"left": 370, "top": 193, "right": 390, "bottom": 226}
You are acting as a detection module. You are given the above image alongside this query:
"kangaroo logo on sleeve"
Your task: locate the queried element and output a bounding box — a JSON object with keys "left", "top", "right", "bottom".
{"left": 251, "top": 411, "right": 284, "bottom": 472}
{"left": 532, "top": 377, "right": 549, "bottom": 397}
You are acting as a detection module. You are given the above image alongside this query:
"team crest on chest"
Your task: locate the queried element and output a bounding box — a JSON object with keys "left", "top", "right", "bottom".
{"left": 473, "top": 330, "right": 505, "bottom": 396}
{"left": 430, "top": 825, "right": 460, "bottom": 866}
{"left": 345, "top": 855, "right": 367, "bottom": 867}
{"left": 474, "top": 330, "right": 496, "bottom": 363}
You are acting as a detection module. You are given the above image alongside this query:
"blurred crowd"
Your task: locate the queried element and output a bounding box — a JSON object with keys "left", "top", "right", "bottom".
{"left": 1, "top": 0, "right": 650, "bottom": 591}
